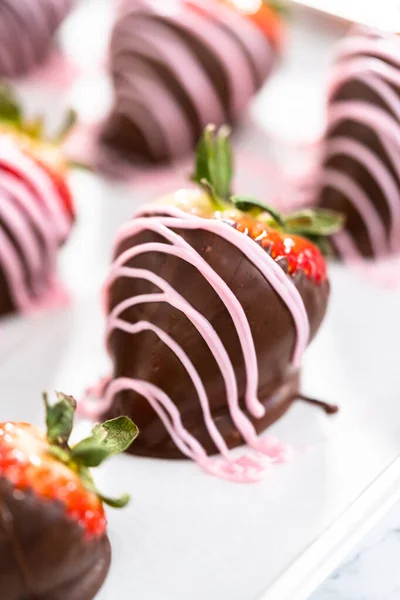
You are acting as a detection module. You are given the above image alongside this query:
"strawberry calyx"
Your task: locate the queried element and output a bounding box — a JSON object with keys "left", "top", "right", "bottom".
{"left": 191, "top": 125, "right": 345, "bottom": 258}
{"left": 42, "top": 392, "right": 138, "bottom": 508}
{"left": 0, "top": 84, "right": 77, "bottom": 146}
{"left": 0, "top": 391, "right": 138, "bottom": 534}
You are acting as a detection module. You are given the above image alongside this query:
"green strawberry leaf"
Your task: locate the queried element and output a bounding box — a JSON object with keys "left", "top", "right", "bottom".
{"left": 264, "top": 0, "right": 290, "bottom": 18}
{"left": 70, "top": 416, "right": 138, "bottom": 468}
{"left": 70, "top": 441, "right": 111, "bottom": 467}
{"left": 23, "top": 116, "right": 45, "bottom": 139}
{"left": 231, "top": 195, "right": 285, "bottom": 227}
{"left": 305, "top": 235, "right": 336, "bottom": 258}
{"left": 97, "top": 492, "right": 131, "bottom": 509}
{"left": 90, "top": 416, "right": 139, "bottom": 456}
{"left": 192, "top": 124, "right": 233, "bottom": 202}
{"left": 44, "top": 391, "right": 76, "bottom": 447}
{"left": 284, "top": 209, "right": 345, "bottom": 236}
{"left": 56, "top": 108, "right": 78, "bottom": 143}
{"left": 42, "top": 393, "right": 136, "bottom": 511}
{"left": 47, "top": 445, "right": 71, "bottom": 464}
{"left": 214, "top": 125, "right": 232, "bottom": 200}
{"left": 0, "top": 84, "right": 22, "bottom": 125}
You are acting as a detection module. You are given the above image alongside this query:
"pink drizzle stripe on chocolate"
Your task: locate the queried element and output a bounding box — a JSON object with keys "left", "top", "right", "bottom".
{"left": 109, "top": 306, "right": 235, "bottom": 458}
{"left": 93, "top": 204, "right": 308, "bottom": 482}
{"left": 115, "top": 62, "right": 193, "bottom": 157}
{"left": 329, "top": 59, "right": 400, "bottom": 106}
{"left": 135, "top": 205, "right": 310, "bottom": 363}
{"left": 104, "top": 378, "right": 271, "bottom": 483}
{"left": 187, "top": 0, "right": 274, "bottom": 86}
{"left": 0, "top": 170, "right": 59, "bottom": 265}
{"left": 143, "top": 0, "right": 256, "bottom": 117}
{"left": 105, "top": 280, "right": 253, "bottom": 437}
{"left": 324, "top": 168, "right": 387, "bottom": 257}
{"left": 114, "top": 90, "right": 167, "bottom": 160}
{"left": 0, "top": 193, "right": 42, "bottom": 286}
{"left": 324, "top": 138, "right": 400, "bottom": 252}
{"left": 115, "top": 19, "right": 225, "bottom": 125}
{"left": 334, "top": 35, "right": 400, "bottom": 67}
{"left": 112, "top": 221, "right": 265, "bottom": 419}
{"left": 0, "top": 138, "right": 70, "bottom": 242}
{"left": 327, "top": 102, "right": 400, "bottom": 147}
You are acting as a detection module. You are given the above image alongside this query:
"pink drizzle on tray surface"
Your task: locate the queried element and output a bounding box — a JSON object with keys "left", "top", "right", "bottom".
{"left": 81, "top": 202, "right": 309, "bottom": 483}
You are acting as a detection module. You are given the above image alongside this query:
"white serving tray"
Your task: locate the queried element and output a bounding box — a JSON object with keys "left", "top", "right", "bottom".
{"left": 2, "top": 3, "right": 400, "bottom": 599}
{"left": 1, "top": 172, "right": 400, "bottom": 600}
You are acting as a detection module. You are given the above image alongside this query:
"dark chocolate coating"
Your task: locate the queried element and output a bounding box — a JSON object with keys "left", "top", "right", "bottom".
{"left": 104, "top": 226, "right": 329, "bottom": 458}
{"left": 0, "top": 478, "right": 111, "bottom": 600}
{"left": 316, "top": 29, "right": 400, "bottom": 258}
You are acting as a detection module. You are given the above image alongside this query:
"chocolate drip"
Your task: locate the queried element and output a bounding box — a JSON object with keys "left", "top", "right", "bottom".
{"left": 296, "top": 393, "right": 339, "bottom": 415}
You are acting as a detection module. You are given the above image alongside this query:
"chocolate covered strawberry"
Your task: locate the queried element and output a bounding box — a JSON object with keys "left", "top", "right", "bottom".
{"left": 0, "top": 392, "right": 138, "bottom": 600}
{"left": 103, "top": 0, "right": 286, "bottom": 163}
{"left": 0, "top": 86, "right": 77, "bottom": 317}
{"left": 90, "top": 125, "right": 341, "bottom": 482}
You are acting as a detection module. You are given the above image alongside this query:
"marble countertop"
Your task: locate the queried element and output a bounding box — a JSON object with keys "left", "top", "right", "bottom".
{"left": 309, "top": 501, "right": 400, "bottom": 600}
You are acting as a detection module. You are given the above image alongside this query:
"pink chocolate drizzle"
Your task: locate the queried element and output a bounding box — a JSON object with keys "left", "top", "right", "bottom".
{"left": 82, "top": 202, "right": 310, "bottom": 483}
{"left": 0, "top": 136, "right": 72, "bottom": 314}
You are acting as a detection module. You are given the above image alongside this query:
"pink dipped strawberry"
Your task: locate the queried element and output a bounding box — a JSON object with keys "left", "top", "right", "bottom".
{"left": 0, "top": 392, "right": 138, "bottom": 600}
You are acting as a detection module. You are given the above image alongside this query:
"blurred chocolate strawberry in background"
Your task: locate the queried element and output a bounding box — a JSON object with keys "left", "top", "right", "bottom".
{"left": 312, "top": 27, "right": 400, "bottom": 262}
{"left": 102, "top": 0, "right": 288, "bottom": 163}
{"left": 0, "top": 85, "right": 77, "bottom": 318}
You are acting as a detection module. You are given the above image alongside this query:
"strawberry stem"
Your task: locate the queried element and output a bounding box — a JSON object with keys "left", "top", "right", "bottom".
{"left": 231, "top": 195, "right": 285, "bottom": 227}
{"left": 44, "top": 391, "right": 76, "bottom": 448}
{"left": 0, "top": 83, "right": 77, "bottom": 145}
{"left": 263, "top": 0, "right": 290, "bottom": 17}
{"left": 191, "top": 125, "right": 345, "bottom": 255}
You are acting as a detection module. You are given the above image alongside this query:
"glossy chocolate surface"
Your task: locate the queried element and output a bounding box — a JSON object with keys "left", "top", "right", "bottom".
{"left": 104, "top": 226, "right": 329, "bottom": 457}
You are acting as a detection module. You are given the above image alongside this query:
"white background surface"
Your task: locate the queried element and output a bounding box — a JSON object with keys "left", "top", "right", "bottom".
{"left": 2, "top": 3, "right": 400, "bottom": 600}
